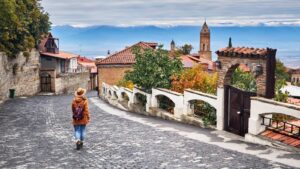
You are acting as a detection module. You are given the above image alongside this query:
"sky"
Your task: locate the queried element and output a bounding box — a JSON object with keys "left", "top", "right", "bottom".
{"left": 42, "top": 0, "right": 300, "bottom": 68}
{"left": 41, "top": 0, "right": 300, "bottom": 27}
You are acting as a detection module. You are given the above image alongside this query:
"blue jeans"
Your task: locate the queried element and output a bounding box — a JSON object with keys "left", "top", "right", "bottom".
{"left": 74, "top": 125, "right": 86, "bottom": 141}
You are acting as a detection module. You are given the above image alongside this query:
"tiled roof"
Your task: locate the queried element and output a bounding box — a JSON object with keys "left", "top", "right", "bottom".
{"left": 78, "top": 56, "right": 97, "bottom": 73}
{"left": 288, "top": 97, "right": 300, "bottom": 106}
{"left": 96, "top": 41, "right": 157, "bottom": 65}
{"left": 41, "top": 51, "right": 79, "bottom": 60}
{"left": 198, "top": 57, "right": 215, "bottom": 70}
{"left": 78, "top": 56, "right": 94, "bottom": 63}
{"left": 261, "top": 129, "right": 300, "bottom": 148}
{"left": 216, "top": 47, "right": 275, "bottom": 58}
{"left": 181, "top": 55, "right": 200, "bottom": 68}
{"left": 78, "top": 61, "right": 95, "bottom": 68}
{"left": 291, "top": 69, "right": 300, "bottom": 74}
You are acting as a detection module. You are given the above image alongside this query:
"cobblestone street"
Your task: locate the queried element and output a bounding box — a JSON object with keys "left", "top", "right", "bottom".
{"left": 0, "top": 92, "right": 299, "bottom": 169}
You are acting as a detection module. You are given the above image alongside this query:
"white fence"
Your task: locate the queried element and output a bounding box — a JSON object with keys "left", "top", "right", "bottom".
{"left": 248, "top": 97, "right": 300, "bottom": 135}
{"left": 101, "top": 82, "right": 300, "bottom": 136}
{"left": 102, "top": 82, "right": 222, "bottom": 128}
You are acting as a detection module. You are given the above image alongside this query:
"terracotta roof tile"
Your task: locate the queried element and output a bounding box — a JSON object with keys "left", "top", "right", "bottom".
{"left": 78, "top": 56, "right": 97, "bottom": 73}
{"left": 260, "top": 129, "right": 300, "bottom": 148}
{"left": 216, "top": 47, "right": 276, "bottom": 58}
{"left": 41, "top": 51, "right": 79, "bottom": 59}
{"left": 96, "top": 41, "right": 157, "bottom": 65}
{"left": 290, "top": 69, "right": 300, "bottom": 74}
{"left": 181, "top": 55, "right": 200, "bottom": 68}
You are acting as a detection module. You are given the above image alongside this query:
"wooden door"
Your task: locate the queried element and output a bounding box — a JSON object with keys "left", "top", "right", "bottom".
{"left": 225, "top": 86, "right": 256, "bottom": 136}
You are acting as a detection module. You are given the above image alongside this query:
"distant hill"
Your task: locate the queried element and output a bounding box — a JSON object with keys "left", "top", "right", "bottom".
{"left": 52, "top": 25, "right": 300, "bottom": 68}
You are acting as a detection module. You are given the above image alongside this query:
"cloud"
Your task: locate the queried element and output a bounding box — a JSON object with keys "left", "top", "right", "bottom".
{"left": 41, "top": 0, "right": 300, "bottom": 27}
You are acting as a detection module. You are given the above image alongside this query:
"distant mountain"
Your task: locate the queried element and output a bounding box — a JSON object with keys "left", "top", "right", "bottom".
{"left": 51, "top": 25, "right": 300, "bottom": 68}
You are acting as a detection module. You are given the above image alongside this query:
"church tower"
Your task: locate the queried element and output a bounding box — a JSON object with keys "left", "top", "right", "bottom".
{"left": 199, "top": 21, "right": 212, "bottom": 60}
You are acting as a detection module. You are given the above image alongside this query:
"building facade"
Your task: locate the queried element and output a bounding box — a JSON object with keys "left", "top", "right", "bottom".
{"left": 39, "top": 33, "right": 79, "bottom": 74}
{"left": 96, "top": 42, "right": 158, "bottom": 94}
{"left": 290, "top": 69, "right": 300, "bottom": 85}
{"left": 39, "top": 33, "right": 89, "bottom": 94}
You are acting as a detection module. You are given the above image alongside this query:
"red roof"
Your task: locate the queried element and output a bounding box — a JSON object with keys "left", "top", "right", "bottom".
{"left": 96, "top": 41, "right": 157, "bottom": 65}
{"left": 216, "top": 47, "right": 275, "bottom": 58}
{"left": 291, "top": 69, "right": 300, "bottom": 74}
{"left": 78, "top": 56, "right": 94, "bottom": 63}
{"left": 288, "top": 97, "right": 300, "bottom": 106}
{"left": 41, "top": 51, "right": 79, "bottom": 59}
{"left": 78, "top": 56, "right": 97, "bottom": 73}
{"left": 261, "top": 130, "right": 300, "bottom": 148}
{"left": 181, "top": 55, "right": 201, "bottom": 68}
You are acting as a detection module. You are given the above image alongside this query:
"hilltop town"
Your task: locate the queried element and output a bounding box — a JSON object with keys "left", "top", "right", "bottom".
{"left": 0, "top": 0, "right": 299, "bottom": 168}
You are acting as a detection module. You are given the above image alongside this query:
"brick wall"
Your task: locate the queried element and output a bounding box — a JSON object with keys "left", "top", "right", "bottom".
{"left": 98, "top": 65, "right": 132, "bottom": 93}
{"left": 217, "top": 56, "right": 270, "bottom": 97}
{"left": 0, "top": 50, "right": 40, "bottom": 103}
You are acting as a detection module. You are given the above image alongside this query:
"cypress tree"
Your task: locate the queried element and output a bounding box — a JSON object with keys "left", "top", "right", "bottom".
{"left": 228, "top": 37, "right": 232, "bottom": 48}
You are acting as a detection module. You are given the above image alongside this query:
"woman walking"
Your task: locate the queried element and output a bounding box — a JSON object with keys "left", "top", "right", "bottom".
{"left": 72, "top": 88, "right": 90, "bottom": 150}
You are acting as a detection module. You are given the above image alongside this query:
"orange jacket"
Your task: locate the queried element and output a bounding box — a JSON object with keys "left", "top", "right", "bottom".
{"left": 72, "top": 96, "right": 90, "bottom": 125}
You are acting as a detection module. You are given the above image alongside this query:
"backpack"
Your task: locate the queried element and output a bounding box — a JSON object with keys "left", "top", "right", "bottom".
{"left": 73, "top": 102, "right": 84, "bottom": 120}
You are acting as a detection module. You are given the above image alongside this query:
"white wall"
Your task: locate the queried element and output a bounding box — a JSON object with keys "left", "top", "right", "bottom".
{"left": 248, "top": 97, "right": 300, "bottom": 135}
{"left": 151, "top": 88, "right": 184, "bottom": 119}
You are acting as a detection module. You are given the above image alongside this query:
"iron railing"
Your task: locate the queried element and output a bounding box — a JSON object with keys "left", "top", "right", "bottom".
{"left": 261, "top": 115, "right": 300, "bottom": 138}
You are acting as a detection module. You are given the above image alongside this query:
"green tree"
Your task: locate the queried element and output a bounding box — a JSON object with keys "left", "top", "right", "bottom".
{"left": 230, "top": 60, "right": 290, "bottom": 102}
{"left": 125, "top": 45, "right": 183, "bottom": 93}
{"left": 275, "top": 59, "right": 289, "bottom": 81}
{"left": 228, "top": 37, "right": 232, "bottom": 48}
{"left": 0, "top": 0, "right": 51, "bottom": 57}
{"left": 178, "top": 44, "right": 193, "bottom": 55}
{"left": 274, "top": 59, "right": 289, "bottom": 102}
{"left": 231, "top": 68, "right": 257, "bottom": 92}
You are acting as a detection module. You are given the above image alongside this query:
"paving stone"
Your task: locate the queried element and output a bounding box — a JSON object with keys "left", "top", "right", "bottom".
{"left": 0, "top": 92, "right": 297, "bottom": 168}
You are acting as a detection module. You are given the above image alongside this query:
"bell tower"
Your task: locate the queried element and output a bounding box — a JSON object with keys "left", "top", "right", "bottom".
{"left": 199, "top": 21, "right": 212, "bottom": 60}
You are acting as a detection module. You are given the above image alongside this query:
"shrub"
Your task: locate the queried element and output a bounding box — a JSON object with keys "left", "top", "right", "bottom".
{"left": 117, "top": 79, "right": 134, "bottom": 90}
{"left": 171, "top": 65, "right": 218, "bottom": 94}
{"left": 231, "top": 67, "right": 256, "bottom": 92}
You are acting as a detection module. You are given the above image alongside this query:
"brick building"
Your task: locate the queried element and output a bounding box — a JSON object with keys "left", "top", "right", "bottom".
{"left": 96, "top": 42, "right": 158, "bottom": 93}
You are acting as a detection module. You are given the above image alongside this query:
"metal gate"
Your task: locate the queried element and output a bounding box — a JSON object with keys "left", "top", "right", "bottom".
{"left": 41, "top": 73, "right": 51, "bottom": 92}
{"left": 224, "top": 85, "right": 256, "bottom": 136}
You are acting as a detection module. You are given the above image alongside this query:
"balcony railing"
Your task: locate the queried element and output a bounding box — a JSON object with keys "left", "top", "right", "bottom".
{"left": 261, "top": 115, "right": 300, "bottom": 138}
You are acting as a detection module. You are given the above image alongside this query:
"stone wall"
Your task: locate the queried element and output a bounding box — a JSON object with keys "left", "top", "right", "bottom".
{"left": 55, "top": 72, "right": 89, "bottom": 94}
{"left": 97, "top": 65, "right": 132, "bottom": 94}
{"left": 0, "top": 50, "right": 40, "bottom": 103}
